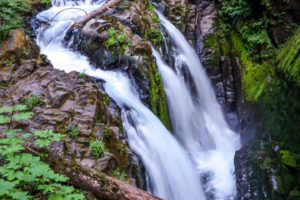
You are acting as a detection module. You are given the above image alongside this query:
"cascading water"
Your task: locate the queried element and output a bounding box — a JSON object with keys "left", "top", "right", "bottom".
{"left": 35, "top": 1, "right": 206, "bottom": 199}
{"left": 153, "top": 12, "right": 241, "bottom": 199}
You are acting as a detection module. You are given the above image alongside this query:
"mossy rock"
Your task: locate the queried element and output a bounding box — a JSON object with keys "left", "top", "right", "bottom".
{"left": 288, "top": 188, "right": 300, "bottom": 200}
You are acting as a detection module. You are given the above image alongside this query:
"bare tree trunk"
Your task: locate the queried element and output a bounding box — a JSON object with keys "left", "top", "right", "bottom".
{"left": 69, "top": 0, "right": 122, "bottom": 29}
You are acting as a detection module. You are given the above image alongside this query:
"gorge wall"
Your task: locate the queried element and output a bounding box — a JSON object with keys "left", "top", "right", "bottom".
{"left": 1, "top": 0, "right": 300, "bottom": 199}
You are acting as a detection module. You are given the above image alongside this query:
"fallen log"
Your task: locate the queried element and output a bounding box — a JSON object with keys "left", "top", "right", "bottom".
{"left": 27, "top": 145, "right": 163, "bottom": 200}
{"left": 69, "top": 0, "right": 123, "bottom": 30}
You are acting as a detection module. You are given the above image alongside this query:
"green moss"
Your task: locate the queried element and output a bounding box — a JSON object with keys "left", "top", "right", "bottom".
{"left": 289, "top": 188, "right": 300, "bottom": 200}
{"left": 277, "top": 26, "right": 300, "bottom": 86}
{"left": 203, "top": 33, "right": 221, "bottom": 66}
{"left": 148, "top": 57, "right": 171, "bottom": 130}
{"left": 231, "top": 34, "right": 270, "bottom": 102}
{"left": 280, "top": 150, "right": 297, "bottom": 168}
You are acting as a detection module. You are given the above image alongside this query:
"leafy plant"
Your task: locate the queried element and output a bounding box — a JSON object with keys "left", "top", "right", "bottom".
{"left": 89, "top": 140, "right": 107, "bottom": 157}
{"left": 152, "top": 13, "right": 161, "bottom": 23}
{"left": 103, "top": 125, "right": 110, "bottom": 137}
{"left": 142, "top": 15, "right": 148, "bottom": 21}
{"left": 70, "top": 125, "right": 80, "bottom": 138}
{"left": 0, "top": 82, "right": 6, "bottom": 87}
{"left": 23, "top": 94, "right": 43, "bottom": 109}
{"left": 23, "top": 47, "right": 30, "bottom": 57}
{"left": 146, "top": 1, "right": 154, "bottom": 10}
{"left": 120, "top": 146, "right": 127, "bottom": 156}
{"left": 31, "top": 129, "right": 66, "bottom": 148}
{"left": 117, "top": 34, "right": 125, "bottom": 43}
{"left": 112, "top": 168, "right": 127, "bottom": 182}
{"left": 2, "top": 59, "right": 13, "bottom": 66}
{"left": 108, "top": 27, "right": 116, "bottom": 37}
{"left": 79, "top": 69, "right": 87, "bottom": 78}
{"left": 148, "top": 27, "right": 163, "bottom": 44}
{"left": 103, "top": 95, "right": 110, "bottom": 105}
{"left": 0, "top": 0, "right": 31, "bottom": 42}
{"left": 41, "top": 0, "right": 51, "bottom": 4}
{"left": 0, "top": 105, "right": 84, "bottom": 199}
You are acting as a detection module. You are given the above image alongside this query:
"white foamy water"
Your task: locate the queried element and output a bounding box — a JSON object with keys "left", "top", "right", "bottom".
{"left": 35, "top": 1, "right": 206, "bottom": 199}
{"left": 154, "top": 12, "right": 241, "bottom": 200}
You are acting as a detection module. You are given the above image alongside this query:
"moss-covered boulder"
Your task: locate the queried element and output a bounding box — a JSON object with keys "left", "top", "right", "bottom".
{"left": 68, "top": 14, "right": 171, "bottom": 129}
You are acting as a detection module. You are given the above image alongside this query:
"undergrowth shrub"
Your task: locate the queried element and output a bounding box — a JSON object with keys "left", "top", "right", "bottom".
{"left": 0, "top": 105, "right": 85, "bottom": 199}
{"left": 90, "top": 140, "right": 107, "bottom": 157}
{"left": 0, "top": 0, "right": 31, "bottom": 43}
{"left": 23, "top": 94, "right": 43, "bottom": 109}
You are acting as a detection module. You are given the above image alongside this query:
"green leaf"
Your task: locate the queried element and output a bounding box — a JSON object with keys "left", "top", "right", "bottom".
{"left": 13, "top": 104, "right": 28, "bottom": 111}
{"left": 0, "top": 179, "right": 19, "bottom": 195}
{"left": 9, "top": 189, "right": 31, "bottom": 200}
{"left": 22, "top": 133, "right": 33, "bottom": 138}
{"left": 0, "top": 144, "right": 24, "bottom": 156}
{"left": 65, "top": 193, "right": 86, "bottom": 200}
{"left": 52, "top": 133, "right": 66, "bottom": 141}
{"left": 0, "top": 115, "right": 10, "bottom": 123}
{"left": 0, "top": 106, "right": 13, "bottom": 113}
{"left": 2, "top": 169, "right": 25, "bottom": 180}
{"left": 35, "top": 138, "right": 52, "bottom": 147}
{"left": 48, "top": 194, "right": 64, "bottom": 200}
{"left": 12, "top": 112, "right": 33, "bottom": 120}
{"left": 37, "top": 184, "right": 55, "bottom": 194}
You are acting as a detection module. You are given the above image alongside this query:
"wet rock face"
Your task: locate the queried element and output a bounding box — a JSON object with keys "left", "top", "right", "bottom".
{"left": 0, "top": 30, "right": 140, "bottom": 186}
{"left": 69, "top": 14, "right": 152, "bottom": 106}
{"left": 66, "top": 13, "right": 171, "bottom": 130}
{"left": 265, "top": 0, "right": 300, "bottom": 46}
{"left": 194, "top": 1, "right": 239, "bottom": 132}
{"left": 235, "top": 141, "right": 300, "bottom": 200}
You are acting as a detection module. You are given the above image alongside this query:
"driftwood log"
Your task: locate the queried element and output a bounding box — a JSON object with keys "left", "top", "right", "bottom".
{"left": 27, "top": 145, "right": 163, "bottom": 200}
{"left": 69, "top": 0, "right": 123, "bottom": 29}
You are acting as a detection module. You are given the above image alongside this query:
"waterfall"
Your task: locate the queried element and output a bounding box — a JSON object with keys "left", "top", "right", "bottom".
{"left": 154, "top": 12, "right": 241, "bottom": 199}
{"left": 35, "top": 1, "right": 206, "bottom": 199}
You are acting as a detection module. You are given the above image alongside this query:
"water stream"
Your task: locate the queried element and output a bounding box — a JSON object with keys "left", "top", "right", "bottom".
{"left": 35, "top": 1, "right": 206, "bottom": 199}
{"left": 154, "top": 12, "right": 241, "bottom": 200}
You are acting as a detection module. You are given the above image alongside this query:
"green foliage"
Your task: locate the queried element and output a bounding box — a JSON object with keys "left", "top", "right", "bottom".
{"left": 79, "top": 69, "right": 87, "bottom": 78}
{"left": 218, "top": 0, "right": 276, "bottom": 60}
{"left": 103, "top": 95, "right": 110, "bottom": 105}
{"left": 117, "top": 34, "right": 125, "bottom": 43}
{"left": 119, "top": 146, "right": 127, "bottom": 157}
{"left": 179, "top": 5, "right": 185, "bottom": 13}
{"left": 148, "top": 27, "right": 163, "bottom": 44}
{"left": 142, "top": 15, "right": 148, "bottom": 21}
{"left": 280, "top": 150, "right": 297, "bottom": 168}
{"left": 2, "top": 59, "right": 14, "bottom": 66}
{"left": 112, "top": 168, "right": 127, "bottom": 182}
{"left": 0, "top": 105, "right": 85, "bottom": 199}
{"left": 277, "top": 26, "right": 300, "bottom": 86}
{"left": 70, "top": 125, "right": 80, "bottom": 138}
{"left": 146, "top": 1, "right": 154, "bottom": 10}
{"left": 31, "top": 129, "right": 66, "bottom": 147}
{"left": 148, "top": 58, "right": 171, "bottom": 130}
{"left": 103, "top": 125, "right": 110, "bottom": 137}
{"left": 0, "top": 104, "right": 32, "bottom": 123}
{"left": 108, "top": 27, "right": 116, "bottom": 37}
{"left": 0, "top": 0, "right": 31, "bottom": 42}
{"left": 23, "top": 94, "right": 43, "bottom": 109}
{"left": 152, "top": 13, "right": 161, "bottom": 23}
{"left": 0, "top": 83, "right": 6, "bottom": 87}
{"left": 89, "top": 140, "right": 107, "bottom": 158}
{"left": 23, "top": 47, "right": 30, "bottom": 57}
{"left": 41, "top": 0, "right": 51, "bottom": 4}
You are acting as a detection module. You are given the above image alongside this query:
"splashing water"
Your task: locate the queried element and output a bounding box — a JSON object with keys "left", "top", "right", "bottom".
{"left": 35, "top": 1, "right": 206, "bottom": 199}
{"left": 154, "top": 12, "right": 241, "bottom": 199}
